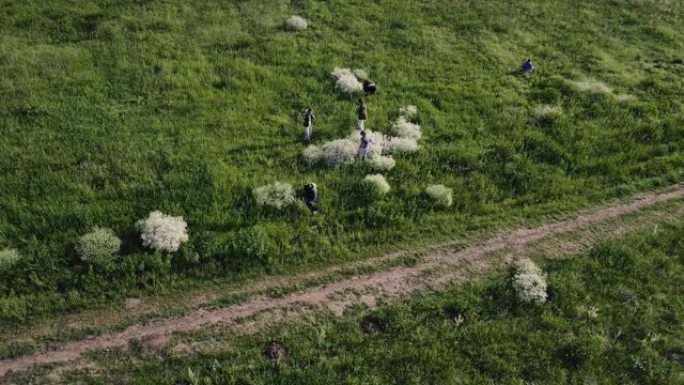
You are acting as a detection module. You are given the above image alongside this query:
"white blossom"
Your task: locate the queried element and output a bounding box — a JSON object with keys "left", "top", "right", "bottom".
{"left": 512, "top": 259, "right": 548, "bottom": 304}
{"left": 253, "top": 182, "right": 297, "bottom": 209}
{"left": 137, "top": 211, "right": 189, "bottom": 253}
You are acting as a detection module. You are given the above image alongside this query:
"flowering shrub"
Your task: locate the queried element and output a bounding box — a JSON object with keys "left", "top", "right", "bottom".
{"left": 399, "top": 105, "right": 418, "bottom": 118}
{"left": 320, "top": 138, "right": 358, "bottom": 167}
{"left": 302, "top": 145, "right": 322, "bottom": 165}
{"left": 285, "top": 15, "right": 307, "bottom": 31}
{"left": 137, "top": 211, "right": 189, "bottom": 252}
{"left": 76, "top": 227, "right": 121, "bottom": 262}
{"left": 533, "top": 105, "right": 563, "bottom": 119}
{"left": 369, "top": 155, "right": 396, "bottom": 171}
{"left": 425, "top": 184, "right": 453, "bottom": 207}
{"left": 392, "top": 117, "right": 422, "bottom": 140}
{"left": 567, "top": 79, "right": 613, "bottom": 96}
{"left": 0, "top": 249, "right": 20, "bottom": 269}
{"left": 253, "top": 182, "right": 297, "bottom": 209}
{"left": 384, "top": 137, "right": 419, "bottom": 155}
{"left": 353, "top": 68, "right": 368, "bottom": 80}
{"left": 362, "top": 174, "right": 391, "bottom": 198}
{"left": 331, "top": 67, "right": 363, "bottom": 94}
{"left": 512, "top": 259, "right": 548, "bottom": 304}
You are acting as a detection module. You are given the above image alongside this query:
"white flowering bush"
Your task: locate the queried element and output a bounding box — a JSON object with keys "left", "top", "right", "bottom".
{"left": 76, "top": 227, "right": 121, "bottom": 262}
{"left": 137, "top": 211, "right": 189, "bottom": 253}
{"left": 331, "top": 67, "right": 363, "bottom": 94}
{"left": 512, "top": 259, "right": 548, "bottom": 304}
{"left": 319, "top": 138, "right": 358, "bottom": 167}
{"left": 362, "top": 174, "right": 391, "bottom": 198}
{"left": 253, "top": 182, "right": 297, "bottom": 209}
{"left": 384, "top": 137, "right": 419, "bottom": 155}
{"left": 348, "top": 129, "right": 387, "bottom": 157}
{"left": 399, "top": 105, "right": 418, "bottom": 118}
{"left": 0, "top": 249, "right": 20, "bottom": 269}
{"left": 567, "top": 79, "right": 613, "bottom": 96}
{"left": 302, "top": 145, "right": 322, "bottom": 165}
{"left": 369, "top": 155, "right": 396, "bottom": 171}
{"left": 392, "top": 117, "right": 422, "bottom": 140}
{"left": 285, "top": 15, "right": 308, "bottom": 31}
{"left": 353, "top": 68, "right": 368, "bottom": 80}
{"left": 533, "top": 105, "right": 563, "bottom": 119}
{"left": 425, "top": 184, "right": 453, "bottom": 207}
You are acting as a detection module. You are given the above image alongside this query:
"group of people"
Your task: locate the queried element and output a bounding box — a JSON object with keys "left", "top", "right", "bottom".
{"left": 300, "top": 98, "right": 371, "bottom": 213}
{"left": 300, "top": 80, "right": 376, "bottom": 213}
{"left": 303, "top": 98, "right": 370, "bottom": 155}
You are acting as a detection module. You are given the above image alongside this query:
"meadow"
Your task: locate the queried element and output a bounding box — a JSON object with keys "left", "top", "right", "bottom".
{"left": 1, "top": 0, "right": 684, "bottom": 326}
{"left": 54, "top": 215, "right": 684, "bottom": 384}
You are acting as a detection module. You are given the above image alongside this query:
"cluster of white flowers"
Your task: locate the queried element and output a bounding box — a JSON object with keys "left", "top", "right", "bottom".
{"left": 285, "top": 15, "right": 308, "bottom": 31}
{"left": 425, "top": 184, "right": 453, "bottom": 207}
{"left": 253, "top": 182, "right": 297, "bottom": 209}
{"left": 533, "top": 104, "right": 563, "bottom": 119}
{"left": 363, "top": 174, "right": 391, "bottom": 197}
{"left": 302, "top": 145, "right": 323, "bottom": 165}
{"left": 512, "top": 259, "right": 548, "bottom": 304}
{"left": 567, "top": 79, "right": 613, "bottom": 96}
{"left": 76, "top": 227, "right": 121, "bottom": 262}
{"left": 331, "top": 67, "right": 363, "bottom": 94}
{"left": 368, "top": 155, "right": 396, "bottom": 171}
{"left": 384, "top": 137, "right": 419, "bottom": 155}
{"left": 321, "top": 138, "right": 358, "bottom": 167}
{"left": 398, "top": 105, "right": 418, "bottom": 118}
{"left": 392, "top": 117, "right": 422, "bottom": 140}
{"left": 0, "top": 248, "right": 20, "bottom": 269}
{"left": 137, "top": 211, "right": 189, "bottom": 253}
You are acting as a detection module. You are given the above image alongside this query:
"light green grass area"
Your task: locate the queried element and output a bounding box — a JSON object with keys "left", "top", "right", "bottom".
{"left": 1, "top": 0, "right": 684, "bottom": 324}
{"left": 50, "top": 217, "right": 684, "bottom": 385}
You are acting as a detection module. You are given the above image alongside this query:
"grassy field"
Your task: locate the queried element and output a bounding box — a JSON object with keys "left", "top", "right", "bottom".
{"left": 2, "top": 0, "right": 684, "bottom": 325}
{"left": 35, "top": 216, "right": 682, "bottom": 385}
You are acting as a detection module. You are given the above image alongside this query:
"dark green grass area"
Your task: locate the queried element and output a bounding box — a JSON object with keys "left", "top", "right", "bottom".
{"left": 58, "top": 217, "right": 684, "bottom": 385}
{"left": 1, "top": 0, "right": 684, "bottom": 324}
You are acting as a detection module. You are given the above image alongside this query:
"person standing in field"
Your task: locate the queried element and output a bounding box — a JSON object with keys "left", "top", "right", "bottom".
{"left": 303, "top": 182, "right": 318, "bottom": 213}
{"left": 358, "top": 130, "right": 371, "bottom": 160}
{"left": 356, "top": 99, "right": 367, "bottom": 130}
{"left": 303, "top": 108, "right": 315, "bottom": 143}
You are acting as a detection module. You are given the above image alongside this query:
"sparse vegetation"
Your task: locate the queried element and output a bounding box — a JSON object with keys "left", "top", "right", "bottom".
{"left": 362, "top": 174, "right": 391, "bottom": 198}
{"left": 425, "top": 184, "right": 453, "bottom": 207}
{"left": 253, "top": 182, "right": 297, "bottom": 209}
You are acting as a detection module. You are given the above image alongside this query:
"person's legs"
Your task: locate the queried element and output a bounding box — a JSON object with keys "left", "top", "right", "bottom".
{"left": 304, "top": 124, "right": 312, "bottom": 142}
{"left": 357, "top": 120, "right": 365, "bottom": 130}
{"left": 359, "top": 147, "right": 368, "bottom": 160}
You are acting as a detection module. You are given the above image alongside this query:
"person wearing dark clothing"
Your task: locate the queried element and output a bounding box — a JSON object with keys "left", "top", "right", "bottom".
{"left": 522, "top": 58, "right": 535, "bottom": 73}
{"left": 363, "top": 80, "right": 377, "bottom": 95}
{"left": 303, "top": 182, "right": 318, "bottom": 212}
{"left": 358, "top": 130, "right": 371, "bottom": 160}
{"left": 303, "top": 108, "right": 315, "bottom": 143}
{"left": 356, "top": 99, "right": 367, "bottom": 130}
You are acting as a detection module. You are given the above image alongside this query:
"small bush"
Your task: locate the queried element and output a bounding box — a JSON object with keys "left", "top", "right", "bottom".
{"left": 391, "top": 117, "right": 422, "bottom": 140}
{"left": 425, "top": 184, "right": 453, "bottom": 207}
{"left": 368, "top": 155, "right": 396, "bottom": 171}
{"left": 399, "top": 105, "right": 418, "bottom": 118}
{"left": 76, "top": 227, "right": 121, "bottom": 263}
{"left": 384, "top": 137, "right": 419, "bottom": 155}
{"left": 253, "top": 182, "right": 297, "bottom": 209}
{"left": 285, "top": 15, "right": 307, "bottom": 31}
{"left": 137, "top": 211, "right": 189, "bottom": 253}
{"left": 512, "top": 259, "right": 548, "bottom": 304}
{"left": 0, "top": 249, "right": 20, "bottom": 269}
{"left": 353, "top": 68, "right": 369, "bottom": 80}
{"left": 362, "top": 174, "right": 391, "bottom": 198}
{"left": 321, "top": 138, "right": 358, "bottom": 167}
{"left": 302, "top": 145, "right": 322, "bottom": 165}
{"left": 331, "top": 67, "right": 363, "bottom": 94}
{"left": 567, "top": 79, "right": 613, "bottom": 96}
{"left": 533, "top": 105, "right": 563, "bottom": 119}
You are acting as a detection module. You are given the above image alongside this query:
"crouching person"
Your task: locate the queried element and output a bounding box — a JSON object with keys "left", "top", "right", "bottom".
{"left": 303, "top": 182, "right": 318, "bottom": 213}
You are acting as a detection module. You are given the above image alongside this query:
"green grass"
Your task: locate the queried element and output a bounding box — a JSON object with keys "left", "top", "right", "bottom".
{"left": 1, "top": 0, "right": 684, "bottom": 325}
{"left": 50, "top": 216, "right": 684, "bottom": 385}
